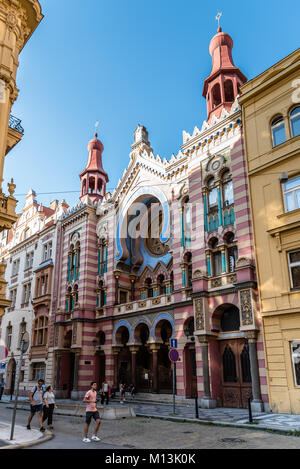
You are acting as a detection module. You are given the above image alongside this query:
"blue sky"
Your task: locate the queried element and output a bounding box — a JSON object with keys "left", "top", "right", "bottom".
{"left": 4, "top": 0, "right": 299, "bottom": 211}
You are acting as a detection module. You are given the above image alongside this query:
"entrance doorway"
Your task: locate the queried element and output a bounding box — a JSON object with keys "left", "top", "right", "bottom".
{"left": 220, "top": 339, "right": 252, "bottom": 408}
{"left": 184, "top": 345, "right": 197, "bottom": 398}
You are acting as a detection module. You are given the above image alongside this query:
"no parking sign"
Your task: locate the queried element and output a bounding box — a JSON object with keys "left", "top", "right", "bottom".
{"left": 169, "top": 348, "right": 179, "bottom": 362}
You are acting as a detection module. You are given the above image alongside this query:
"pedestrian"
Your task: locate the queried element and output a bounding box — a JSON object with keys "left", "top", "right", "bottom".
{"left": 27, "top": 379, "right": 45, "bottom": 432}
{"left": 130, "top": 383, "right": 136, "bottom": 398}
{"left": 101, "top": 378, "right": 109, "bottom": 405}
{"left": 82, "top": 381, "right": 101, "bottom": 443}
{"left": 43, "top": 385, "right": 56, "bottom": 430}
{"left": 120, "top": 383, "right": 126, "bottom": 404}
{"left": 0, "top": 379, "right": 5, "bottom": 400}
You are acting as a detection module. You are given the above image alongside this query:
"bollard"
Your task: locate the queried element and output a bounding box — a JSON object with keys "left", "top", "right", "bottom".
{"left": 195, "top": 394, "right": 199, "bottom": 419}
{"left": 248, "top": 397, "right": 253, "bottom": 423}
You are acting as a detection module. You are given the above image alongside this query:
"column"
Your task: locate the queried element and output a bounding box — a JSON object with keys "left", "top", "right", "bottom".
{"left": 246, "top": 331, "right": 264, "bottom": 412}
{"left": 181, "top": 263, "right": 186, "bottom": 288}
{"left": 197, "top": 335, "right": 216, "bottom": 409}
{"left": 129, "top": 345, "right": 139, "bottom": 388}
{"left": 203, "top": 190, "right": 208, "bottom": 232}
{"left": 71, "top": 351, "right": 80, "bottom": 400}
{"left": 55, "top": 353, "right": 62, "bottom": 394}
{"left": 112, "top": 347, "right": 121, "bottom": 387}
{"left": 149, "top": 344, "right": 160, "bottom": 393}
{"left": 130, "top": 275, "right": 136, "bottom": 302}
{"left": 205, "top": 251, "right": 211, "bottom": 276}
{"left": 221, "top": 245, "right": 227, "bottom": 273}
{"left": 114, "top": 272, "right": 120, "bottom": 305}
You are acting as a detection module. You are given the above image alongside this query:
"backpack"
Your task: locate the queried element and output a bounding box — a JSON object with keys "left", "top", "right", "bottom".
{"left": 32, "top": 386, "right": 45, "bottom": 400}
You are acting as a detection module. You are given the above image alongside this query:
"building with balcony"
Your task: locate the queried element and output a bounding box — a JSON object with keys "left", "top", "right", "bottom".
{"left": 0, "top": 0, "right": 43, "bottom": 320}
{"left": 239, "top": 48, "right": 300, "bottom": 413}
{"left": 51, "top": 26, "right": 268, "bottom": 410}
{"left": 0, "top": 189, "right": 68, "bottom": 395}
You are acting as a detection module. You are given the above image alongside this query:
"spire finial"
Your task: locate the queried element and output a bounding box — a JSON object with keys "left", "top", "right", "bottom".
{"left": 94, "top": 120, "right": 99, "bottom": 138}
{"left": 216, "top": 12, "right": 222, "bottom": 32}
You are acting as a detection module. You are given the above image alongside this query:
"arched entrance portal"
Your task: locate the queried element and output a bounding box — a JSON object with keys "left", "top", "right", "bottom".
{"left": 183, "top": 317, "right": 197, "bottom": 398}
{"left": 214, "top": 304, "right": 252, "bottom": 408}
{"left": 7, "top": 358, "right": 16, "bottom": 397}
{"left": 60, "top": 331, "right": 75, "bottom": 398}
{"left": 135, "top": 323, "right": 151, "bottom": 392}
{"left": 155, "top": 319, "right": 173, "bottom": 394}
{"left": 116, "top": 326, "right": 131, "bottom": 385}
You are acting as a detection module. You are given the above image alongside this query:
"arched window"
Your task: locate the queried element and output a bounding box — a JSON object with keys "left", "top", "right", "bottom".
{"left": 212, "top": 83, "right": 221, "bottom": 108}
{"left": 220, "top": 306, "right": 240, "bottom": 332}
{"left": 290, "top": 106, "right": 300, "bottom": 138}
{"left": 224, "top": 232, "right": 238, "bottom": 273}
{"left": 157, "top": 274, "right": 166, "bottom": 295}
{"left": 222, "top": 171, "right": 234, "bottom": 206}
{"left": 223, "top": 345, "right": 237, "bottom": 382}
{"left": 207, "top": 178, "right": 218, "bottom": 211}
{"left": 182, "top": 197, "right": 191, "bottom": 248}
{"left": 224, "top": 80, "right": 234, "bottom": 102}
{"left": 145, "top": 278, "right": 153, "bottom": 298}
{"left": 271, "top": 115, "right": 286, "bottom": 147}
{"left": 33, "top": 316, "right": 49, "bottom": 346}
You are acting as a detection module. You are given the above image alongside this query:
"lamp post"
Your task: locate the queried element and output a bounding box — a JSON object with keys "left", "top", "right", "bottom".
{"left": 10, "top": 331, "right": 29, "bottom": 441}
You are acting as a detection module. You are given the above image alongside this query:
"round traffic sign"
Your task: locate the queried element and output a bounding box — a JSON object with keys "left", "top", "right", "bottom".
{"left": 0, "top": 345, "right": 8, "bottom": 361}
{"left": 169, "top": 348, "right": 179, "bottom": 362}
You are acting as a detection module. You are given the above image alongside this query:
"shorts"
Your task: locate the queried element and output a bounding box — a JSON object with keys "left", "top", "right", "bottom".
{"left": 30, "top": 404, "right": 43, "bottom": 414}
{"left": 86, "top": 411, "right": 100, "bottom": 424}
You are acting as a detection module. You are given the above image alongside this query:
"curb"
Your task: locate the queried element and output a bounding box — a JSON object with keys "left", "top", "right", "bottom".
{"left": 135, "top": 413, "right": 300, "bottom": 437}
{"left": 0, "top": 430, "right": 53, "bottom": 450}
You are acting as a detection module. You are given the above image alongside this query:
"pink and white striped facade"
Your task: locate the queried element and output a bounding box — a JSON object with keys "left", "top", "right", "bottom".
{"left": 50, "top": 27, "right": 269, "bottom": 410}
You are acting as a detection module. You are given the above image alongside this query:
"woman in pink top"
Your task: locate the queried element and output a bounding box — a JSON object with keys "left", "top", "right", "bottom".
{"left": 82, "top": 381, "right": 101, "bottom": 443}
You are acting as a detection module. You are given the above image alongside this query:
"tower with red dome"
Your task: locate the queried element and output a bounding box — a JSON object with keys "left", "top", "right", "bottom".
{"left": 79, "top": 131, "right": 109, "bottom": 204}
{"left": 203, "top": 24, "right": 247, "bottom": 123}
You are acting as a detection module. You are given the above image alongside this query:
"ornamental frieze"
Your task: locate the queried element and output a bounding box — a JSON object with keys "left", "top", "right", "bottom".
{"left": 239, "top": 289, "right": 253, "bottom": 326}
{"left": 194, "top": 298, "right": 205, "bottom": 330}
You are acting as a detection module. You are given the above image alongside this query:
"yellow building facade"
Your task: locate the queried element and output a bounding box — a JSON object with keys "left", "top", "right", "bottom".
{"left": 240, "top": 48, "right": 300, "bottom": 413}
{"left": 0, "top": 0, "right": 43, "bottom": 316}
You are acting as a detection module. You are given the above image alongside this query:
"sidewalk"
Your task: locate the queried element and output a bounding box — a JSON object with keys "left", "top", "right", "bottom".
{"left": 0, "top": 421, "right": 52, "bottom": 449}
{"left": 2, "top": 395, "right": 300, "bottom": 435}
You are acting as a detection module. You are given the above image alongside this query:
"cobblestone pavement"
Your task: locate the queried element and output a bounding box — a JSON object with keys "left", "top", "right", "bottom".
{"left": 3, "top": 395, "right": 300, "bottom": 432}
{"left": 1, "top": 406, "right": 300, "bottom": 449}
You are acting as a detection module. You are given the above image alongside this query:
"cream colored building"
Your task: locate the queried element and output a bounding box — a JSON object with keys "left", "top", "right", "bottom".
{"left": 240, "top": 48, "right": 300, "bottom": 413}
{"left": 0, "top": 0, "right": 43, "bottom": 317}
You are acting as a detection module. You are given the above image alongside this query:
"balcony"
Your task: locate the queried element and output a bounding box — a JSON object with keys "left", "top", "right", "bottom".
{"left": 6, "top": 115, "right": 24, "bottom": 156}
{"left": 32, "top": 293, "right": 51, "bottom": 310}
{"left": 208, "top": 272, "right": 237, "bottom": 290}
{"left": 114, "top": 293, "right": 174, "bottom": 315}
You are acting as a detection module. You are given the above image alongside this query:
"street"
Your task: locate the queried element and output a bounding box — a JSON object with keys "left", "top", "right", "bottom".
{"left": 0, "top": 406, "right": 300, "bottom": 449}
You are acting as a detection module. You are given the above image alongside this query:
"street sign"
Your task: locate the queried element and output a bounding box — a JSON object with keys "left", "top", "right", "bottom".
{"left": 170, "top": 339, "right": 178, "bottom": 349}
{"left": 169, "top": 348, "right": 179, "bottom": 362}
{"left": 0, "top": 345, "right": 8, "bottom": 361}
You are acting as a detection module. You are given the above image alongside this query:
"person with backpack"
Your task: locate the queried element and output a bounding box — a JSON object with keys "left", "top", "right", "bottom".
{"left": 43, "top": 385, "right": 56, "bottom": 430}
{"left": 82, "top": 381, "right": 101, "bottom": 443}
{"left": 27, "top": 379, "right": 45, "bottom": 432}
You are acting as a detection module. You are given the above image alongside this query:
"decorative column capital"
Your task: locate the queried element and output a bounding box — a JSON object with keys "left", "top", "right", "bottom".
{"left": 129, "top": 345, "right": 140, "bottom": 354}
{"left": 245, "top": 330, "right": 258, "bottom": 343}
{"left": 148, "top": 343, "right": 161, "bottom": 352}
{"left": 112, "top": 346, "right": 122, "bottom": 355}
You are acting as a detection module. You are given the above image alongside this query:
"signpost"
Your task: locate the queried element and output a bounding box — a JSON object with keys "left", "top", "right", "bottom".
{"left": 10, "top": 331, "right": 29, "bottom": 441}
{"left": 169, "top": 348, "right": 179, "bottom": 415}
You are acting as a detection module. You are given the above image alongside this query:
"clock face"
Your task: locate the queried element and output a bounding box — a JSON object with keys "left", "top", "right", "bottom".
{"left": 212, "top": 160, "right": 220, "bottom": 171}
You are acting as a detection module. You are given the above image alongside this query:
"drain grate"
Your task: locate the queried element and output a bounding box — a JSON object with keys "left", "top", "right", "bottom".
{"left": 183, "top": 431, "right": 193, "bottom": 434}
{"left": 220, "top": 438, "right": 247, "bottom": 444}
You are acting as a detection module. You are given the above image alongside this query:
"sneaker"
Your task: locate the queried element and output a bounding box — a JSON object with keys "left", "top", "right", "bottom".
{"left": 26, "top": 425, "right": 31, "bottom": 430}
{"left": 40, "top": 427, "right": 45, "bottom": 433}
{"left": 83, "top": 437, "right": 91, "bottom": 443}
{"left": 91, "top": 435, "right": 101, "bottom": 441}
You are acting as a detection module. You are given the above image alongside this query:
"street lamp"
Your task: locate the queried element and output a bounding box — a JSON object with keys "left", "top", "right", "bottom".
{"left": 184, "top": 326, "right": 195, "bottom": 342}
